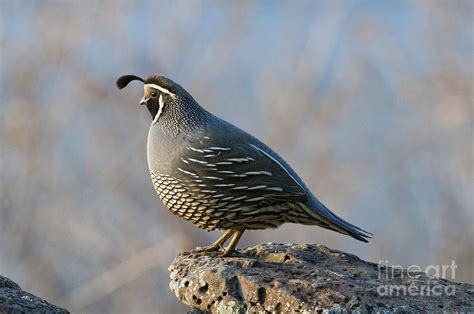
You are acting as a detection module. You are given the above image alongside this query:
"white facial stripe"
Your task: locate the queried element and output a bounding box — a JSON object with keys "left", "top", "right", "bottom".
{"left": 145, "top": 83, "right": 175, "bottom": 97}
{"left": 151, "top": 94, "right": 165, "bottom": 125}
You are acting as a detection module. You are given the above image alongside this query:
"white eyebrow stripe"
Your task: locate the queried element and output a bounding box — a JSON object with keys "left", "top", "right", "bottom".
{"left": 145, "top": 83, "right": 175, "bottom": 97}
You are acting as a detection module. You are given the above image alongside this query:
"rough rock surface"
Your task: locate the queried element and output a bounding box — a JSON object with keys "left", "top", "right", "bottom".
{"left": 0, "top": 275, "right": 69, "bottom": 314}
{"left": 169, "top": 243, "right": 474, "bottom": 313}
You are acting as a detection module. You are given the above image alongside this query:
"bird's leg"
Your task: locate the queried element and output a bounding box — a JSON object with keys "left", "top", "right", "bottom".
{"left": 195, "top": 229, "right": 235, "bottom": 252}
{"left": 221, "top": 229, "right": 244, "bottom": 257}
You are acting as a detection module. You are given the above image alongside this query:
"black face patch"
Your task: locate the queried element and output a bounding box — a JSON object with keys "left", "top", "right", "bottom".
{"left": 146, "top": 99, "right": 159, "bottom": 119}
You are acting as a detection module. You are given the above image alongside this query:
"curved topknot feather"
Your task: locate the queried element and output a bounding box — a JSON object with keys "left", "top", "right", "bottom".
{"left": 116, "top": 75, "right": 145, "bottom": 89}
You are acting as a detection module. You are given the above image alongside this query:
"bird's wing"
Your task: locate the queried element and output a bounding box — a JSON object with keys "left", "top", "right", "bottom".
{"left": 174, "top": 138, "right": 307, "bottom": 208}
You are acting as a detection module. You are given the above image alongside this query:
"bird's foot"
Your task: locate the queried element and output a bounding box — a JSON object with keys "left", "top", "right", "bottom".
{"left": 183, "top": 244, "right": 223, "bottom": 257}
{"left": 220, "top": 249, "right": 235, "bottom": 257}
{"left": 193, "top": 244, "right": 223, "bottom": 253}
{"left": 183, "top": 246, "right": 244, "bottom": 258}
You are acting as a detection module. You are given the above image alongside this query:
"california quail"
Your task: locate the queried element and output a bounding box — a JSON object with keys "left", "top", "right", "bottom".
{"left": 117, "top": 74, "right": 371, "bottom": 256}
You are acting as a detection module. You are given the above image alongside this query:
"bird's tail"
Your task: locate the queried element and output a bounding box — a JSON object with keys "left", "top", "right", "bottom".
{"left": 300, "top": 201, "right": 372, "bottom": 242}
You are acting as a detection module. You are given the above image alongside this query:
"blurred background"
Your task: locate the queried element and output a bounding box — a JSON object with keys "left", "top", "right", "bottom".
{"left": 0, "top": 0, "right": 472, "bottom": 312}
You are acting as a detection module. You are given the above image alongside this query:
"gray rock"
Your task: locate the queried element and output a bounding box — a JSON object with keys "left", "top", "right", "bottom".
{"left": 0, "top": 275, "right": 68, "bottom": 313}
{"left": 169, "top": 243, "right": 474, "bottom": 313}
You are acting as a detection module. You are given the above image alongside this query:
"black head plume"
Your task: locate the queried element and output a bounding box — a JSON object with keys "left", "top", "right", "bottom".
{"left": 116, "top": 75, "right": 145, "bottom": 89}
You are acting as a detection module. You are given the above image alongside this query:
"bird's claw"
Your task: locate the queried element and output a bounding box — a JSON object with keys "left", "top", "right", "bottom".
{"left": 194, "top": 244, "right": 223, "bottom": 252}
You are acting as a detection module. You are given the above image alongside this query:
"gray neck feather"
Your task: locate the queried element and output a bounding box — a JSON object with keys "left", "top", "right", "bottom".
{"left": 155, "top": 97, "right": 209, "bottom": 137}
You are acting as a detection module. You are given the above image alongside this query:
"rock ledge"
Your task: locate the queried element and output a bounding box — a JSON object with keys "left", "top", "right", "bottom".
{"left": 0, "top": 275, "right": 68, "bottom": 313}
{"left": 169, "top": 243, "right": 473, "bottom": 313}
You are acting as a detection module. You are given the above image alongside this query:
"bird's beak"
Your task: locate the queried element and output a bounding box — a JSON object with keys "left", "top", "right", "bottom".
{"left": 140, "top": 97, "right": 148, "bottom": 106}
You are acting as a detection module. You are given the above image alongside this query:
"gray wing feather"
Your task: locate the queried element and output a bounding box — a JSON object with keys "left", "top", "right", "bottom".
{"left": 174, "top": 138, "right": 307, "bottom": 206}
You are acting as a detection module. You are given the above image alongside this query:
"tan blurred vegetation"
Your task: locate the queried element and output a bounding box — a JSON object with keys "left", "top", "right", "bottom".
{"left": 0, "top": 1, "right": 472, "bottom": 313}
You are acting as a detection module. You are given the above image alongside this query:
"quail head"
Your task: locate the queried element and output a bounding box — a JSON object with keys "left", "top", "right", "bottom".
{"left": 117, "top": 74, "right": 371, "bottom": 256}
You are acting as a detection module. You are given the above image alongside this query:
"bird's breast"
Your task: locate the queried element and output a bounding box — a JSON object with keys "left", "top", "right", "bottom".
{"left": 146, "top": 125, "right": 184, "bottom": 175}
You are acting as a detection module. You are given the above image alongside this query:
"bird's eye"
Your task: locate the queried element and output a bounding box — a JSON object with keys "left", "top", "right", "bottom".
{"left": 151, "top": 92, "right": 158, "bottom": 98}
